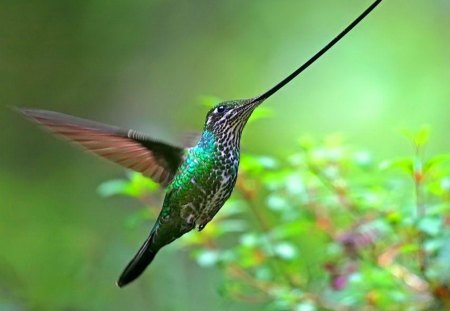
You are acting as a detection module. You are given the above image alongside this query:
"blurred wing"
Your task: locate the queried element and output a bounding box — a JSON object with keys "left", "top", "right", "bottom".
{"left": 19, "top": 108, "right": 185, "bottom": 187}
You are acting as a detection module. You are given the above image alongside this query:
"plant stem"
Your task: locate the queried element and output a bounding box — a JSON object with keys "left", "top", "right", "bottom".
{"left": 414, "top": 148, "right": 428, "bottom": 278}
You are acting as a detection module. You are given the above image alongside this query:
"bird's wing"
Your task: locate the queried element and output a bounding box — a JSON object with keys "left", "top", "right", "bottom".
{"left": 19, "top": 108, "right": 185, "bottom": 187}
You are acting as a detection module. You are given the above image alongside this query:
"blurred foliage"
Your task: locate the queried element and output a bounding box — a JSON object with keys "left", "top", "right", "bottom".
{"left": 1, "top": 1, "right": 449, "bottom": 310}
{"left": 97, "top": 128, "right": 450, "bottom": 311}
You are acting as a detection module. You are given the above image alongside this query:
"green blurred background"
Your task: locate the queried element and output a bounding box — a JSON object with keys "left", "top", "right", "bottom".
{"left": 0, "top": 1, "right": 448, "bottom": 310}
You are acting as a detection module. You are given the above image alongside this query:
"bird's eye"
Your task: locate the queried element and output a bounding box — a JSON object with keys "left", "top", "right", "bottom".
{"left": 215, "top": 105, "right": 226, "bottom": 114}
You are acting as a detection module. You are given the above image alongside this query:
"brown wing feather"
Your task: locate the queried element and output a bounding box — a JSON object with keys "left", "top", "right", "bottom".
{"left": 19, "top": 108, "right": 185, "bottom": 187}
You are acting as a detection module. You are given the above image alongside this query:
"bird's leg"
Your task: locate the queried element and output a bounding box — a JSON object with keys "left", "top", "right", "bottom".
{"left": 180, "top": 203, "right": 199, "bottom": 231}
{"left": 198, "top": 215, "right": 213, "bottom": 231}
{"left": 198, "top": 223, "right": 206, "bottom": 231}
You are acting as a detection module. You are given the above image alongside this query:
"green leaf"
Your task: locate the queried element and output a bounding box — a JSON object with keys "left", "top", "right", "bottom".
{"left": 254, "top": 266, "right": 272, "bottom": 281}
{"left": 274, "top": 242, "right": 298, "bottom": 260}
{"left": 267, "top": 194, "right": 289, "bottom": 211}
{"left": 195, "top": 249, "right": 220, "bottom": 267}
{"left": 424, "top": 238, "right": 443, "bottom": 253}
{"left": 258, "top": 156, "right": 278, "bottom": 169}
{"left": 239, "top": 233, "right": 259, "bottom": 248}
{"left": 399, "top": 243, "right": 419, "bottom": 254}
{"left": 414, "top": 125, "right": 431, "bottom": 147}
{"left": 427, "top": 180, "right": 445, "bottom": 195}
{"left": 241, "top": 154, "right": 278, "bottom": 174}
{"left": 427, "top": 203, "right": 450, "bottom": 215}
{"left": 97, "top": 179, "right": 129, "bottom": 197}
{"left": 240, "top": 154, "right": 264, "bottom": 174}
{"left": 271, "top": 220, "right": 309, "bottom": 240}
{"left": 353, "top": 150, "right": 373, "bottom": 168}
{"left": 379, "top": 157, "right": 413, "bottom": 174}
{"left": 398, "top": 125, "right": 431, "bottom": 147}
{"left": 216, "top": 220, "right": 247, "bottom": 233}
{"left": 417, "top": 217, "right": 443, "bottom": 236}
{"left": 285, "top": 174, "right": 305, "bottom": 195}
{"left": 128, "top": 172, "right": 159, "bottom": 193}
{"left": 424, "top": 154, "right": 450, "bottom": 172}
{"left": 398, "top": 127, "right": 414, "bottom": 142}
{"left": 295, "top": 302, "right": 316, "bottom": 311}
{"left": 262, "top": 171, "right": 290, "bottom": 190}
{"left": 441, "top": 178, "right": 450, "bottom": 191}
{"left": 97, "top": 172, "right": 159, "bottom": 198}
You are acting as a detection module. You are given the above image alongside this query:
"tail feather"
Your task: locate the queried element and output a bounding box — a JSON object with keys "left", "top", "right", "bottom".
{"left": 117, "top": 234, "right": 158, "bottom": 287}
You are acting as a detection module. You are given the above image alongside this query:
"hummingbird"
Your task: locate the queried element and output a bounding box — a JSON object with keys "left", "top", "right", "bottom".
{"left": 18, "top": 0, "right": 382, "bottom": 287}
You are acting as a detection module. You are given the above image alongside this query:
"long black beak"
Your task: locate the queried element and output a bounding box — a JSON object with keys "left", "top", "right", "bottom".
{"left": 250, "top": 0, "right": 382, "bottom": 104}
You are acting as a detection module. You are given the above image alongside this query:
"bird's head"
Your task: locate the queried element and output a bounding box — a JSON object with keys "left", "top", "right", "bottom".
{"left": 203, "top": 97, "right": 264, "bottom": 138}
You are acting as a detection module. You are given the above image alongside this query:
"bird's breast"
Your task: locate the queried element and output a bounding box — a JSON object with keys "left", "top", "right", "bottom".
{"left": 167, "top": 146, "right": 240, "bottom": 223}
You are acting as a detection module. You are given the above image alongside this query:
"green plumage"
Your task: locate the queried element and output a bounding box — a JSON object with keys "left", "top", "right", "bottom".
{"left": 117, "top": 102, "right": 253, "bottom": 287}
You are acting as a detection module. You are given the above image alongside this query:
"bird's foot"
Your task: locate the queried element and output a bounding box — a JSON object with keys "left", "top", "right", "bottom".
{"left": 198, "top": 223, "right": 206, "bottom": 231}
